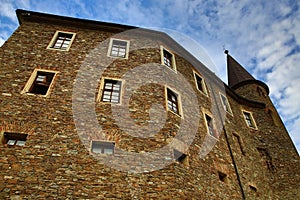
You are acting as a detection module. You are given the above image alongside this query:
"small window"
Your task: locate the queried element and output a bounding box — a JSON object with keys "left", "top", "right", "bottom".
{"left": 99, "top": 79, "right": 122, "bottom": 103}
{"left": 218, "top": 171, "right": 227, "bottom": 183}
{"left": 3, "top": 132, "right": 28, "bottom": 147}
{"left": 220, "top": 93, "right": 232, "bottom": 114}
{"left": 173, "top": 149, "right": 187, "bottom": 164}
{"left": 108, "top": 38, "right": 130, "bottom": 59}
{"left": 161, "top": 46, "right": 176, "bottom": 71}
{"left": 205, "top": 114, "right": 217, "bottom": 138}
{"left": 22, "top": 69, "right": 58, "bottom": 96}
{"left": 47, "top": 31, "right": 76, "bottom": 51}
{"left": 193, "top": 72, "right": 207, "bottom": 95}
{"left": 242, "top": 111, "right": 257, "bottom": 129}
{"left": 166, "top": 87, "right": 181, "bottom": 116}
{"left": 249, "top": 185, "right": 257, "bottom": 192}
{"left": 91, "top": 141, "right": 115, "bottom": 154}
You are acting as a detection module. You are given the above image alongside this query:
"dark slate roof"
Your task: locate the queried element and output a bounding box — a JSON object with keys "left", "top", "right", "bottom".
{"left": 226, "top": 52, "right": 255, "bottom": 88}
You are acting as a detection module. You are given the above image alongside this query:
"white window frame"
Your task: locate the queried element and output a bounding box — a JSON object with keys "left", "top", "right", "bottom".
{"left": 107, "top": 38, "right": 130, "bottom": 59}
{"left": 219, "top": 93, "right": 233, "bottom": 115}
{"left": 160, "top": 46, "right": 177, "bottom": 71}
{"left": 193, "top": 71, "right": 208, "bottom": 96}
{"left": 21, "top": 68, "right": 59, "bottom": 97}
{"left": 47, "top": 31, "right": 76, "bottom": 51}
{"left": 242, "top": 110, "right": 258, "bottom": 129}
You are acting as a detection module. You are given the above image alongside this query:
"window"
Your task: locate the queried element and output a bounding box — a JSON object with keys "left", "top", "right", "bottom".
{"left": 3, "top": 132, "right": 28, "bottom": 147}
{"left": 47, "top": 31, "right": 76, "bottom": 51}
{"left": 249, "top": 185, "right": 257, "bottom": 192}
{"left": 242, "top": 111, "right": 257, "bottom": 129}
{"left": 166, "top": 88, "right": 181, "bottom": 116}
{"left": 173, "top": 149, "right": 187, "bottom": 163}
{"left": 108, "top": 38, "right": 130, "bottom": 59}
{"left": 21, "top": 69, "right": 58, "bottom": 96}
{"left": 161, "top": 46, "right": 176, "bottom": 71}
{"left": 193, "top": 72, "right": 207, "bottom": 95}
{"left": 91, "top": 141, "right": 115, "bottom": 154}
{"left": 257, "top": 147, "right": 275, "bottom": 171}
{"left": 99, "top": 79, "right": 122, "bottom": 103}
{"left": 205, "top": 114, "right": 217, "bottom": 138}
{"left": 220, "top": 93, "right": 232, "bottom": 114}
{"left": 218, "top": 171, "right": 227, "bottom": 183}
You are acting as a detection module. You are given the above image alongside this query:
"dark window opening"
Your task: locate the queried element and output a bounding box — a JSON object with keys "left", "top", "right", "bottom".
{"left": 205, "top": 114, "right": 217, "bottom": 137}
{"left": 51, "top": 32, "right": 73, "bottom": 50}
{"left": 101, "top": 79, "right": 122, "bottom": 103}
{"left": 3, "top": 132, "right": 28, "bottom": 147}
{"left": 167, "top": 88, "right": 179, "bottom": 115}
{"left": 91, "top": 141, "right": 115, "bottom": 154}
{"left": 110, "top": 40, "right": 128, "bottom": 58}
{"left": 218, "top": 171, "right": 227, "bottom": 182}
{"left": 29, "top": 71, "right": 55, "bottom": 95}
{"left": 163, "top": 49, "right": 173, "bottom": 68}
{"left": 173, "top": 149, "right": 187, "bottom": 163}
{"left": 243, "top": 111, "right": 255, "bottom": 128}
{"left": 220, "top": 94, "right": 232, "bottom": 114}
{"left": 195, "top": 73, "right": 205, "bottom": 92}
{"left": 249, "top": 185, "right": 257, "bottom": 192}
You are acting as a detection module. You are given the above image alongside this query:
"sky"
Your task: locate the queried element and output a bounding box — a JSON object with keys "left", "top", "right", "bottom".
{"left": 0, "top": 0, "right": 299, "bottom": 154}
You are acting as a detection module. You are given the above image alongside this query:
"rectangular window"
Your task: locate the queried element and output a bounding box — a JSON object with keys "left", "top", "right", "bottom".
{"left": 100, "top": 79, "right": 122, "bottom": 103}
{"left": 193, "top": 72, "right": 208, "bottom": 95}
{"left": 108, "top": 38, "right": 130, "bottom": 59}
{"left": 243, "top": 111, "right": 257, "bottom": 129}
{"left": 166, "top": 88, "right": 181, "bottom": 116}
{"left": 205, "top": 114, "right": 217, "bottom": 138}
{"left": 21, "top": 69, "right": 58, "bottom": 97}
{"left": 47, "top": 31, "right": 76, "bottom": 51}
{"left": 91, "top": 141, "right": 115, "bottom": 154}
{"left": 220, "top": 93, "right": 232, "bottom": 114}
{"left": 3, "top": 132, "right": 28, "bottom": 147}
{"left": 161, "top": 46, "right": 176, "bottom": 71}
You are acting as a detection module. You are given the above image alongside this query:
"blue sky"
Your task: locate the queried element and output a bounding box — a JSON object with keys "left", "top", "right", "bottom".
{"left": 0, "top": 0, "right": 299, "bottom": 154}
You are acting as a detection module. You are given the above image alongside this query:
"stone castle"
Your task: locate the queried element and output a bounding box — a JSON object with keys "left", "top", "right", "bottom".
{"left": 0, "top": 9, "right": 299, "bottom": 199}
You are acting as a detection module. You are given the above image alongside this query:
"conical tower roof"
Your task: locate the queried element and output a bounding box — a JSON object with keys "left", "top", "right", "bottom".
{"left": 225, "top": 50, "right": 255, "bottom": 88}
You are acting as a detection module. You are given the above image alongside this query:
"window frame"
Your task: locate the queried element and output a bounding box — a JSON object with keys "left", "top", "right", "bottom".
{"left": 160, "top": 46, "right": 177, "bottom": 71}
{"left": 193, "top": 71, "right": 208, "bottom": 96}
{"left": 21, "top": 68, "right": 59, "bottom": 97}
{"left": 47, "top": 30, "right": 76, "bottom": 51}
{"left": 219, "top": 93, "right": 233, "bottom": 115}
{"left": 91, "top": 141, "right": 115, "bottom": 155}
{"left": 242, "top": 110, "right": 257, "bottom": 129}
{"left": 107, "top": 38, "right": 130, "bottom": 59}
{"left": 97, "top": 78, "right": 123, "bottom": 104}
{"left": 165, "top": 86, "right": 182, "bottom": 117}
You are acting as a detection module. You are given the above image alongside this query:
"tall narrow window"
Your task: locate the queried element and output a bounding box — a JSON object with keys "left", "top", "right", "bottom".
{"left": 161, "top": 46, "right": 176, "bottom": 71}
{"left": 91, "top": 141, "right": 115, "bottom": 154}
{"left": 108, "top": 39, "right": 130, "bottom": 59}
{"left": 220, "top": 93, "right": 232, "bottom": 114}
{"left": 3, "top": 132, "right": 28, "bottom": 147}
{"left": 205, "top": 114, "right": 217, "bottom": 138}
{"left": 193, "top": 72, "right": 208, "bottom": 95}
{"left": 100, "top": 79, "right": 122, "bottom": 103}
{"left": 47, "top": 31, "right": 76, "bottom": 51}
{"left": 242, "top": 111, "right": 257, "bottom": 129}
{"left": 257, "top": 147, "right": 275, "bottom": 171}
{"left": 22, "top": 69, "right": 58, "bottom": 96}
{"left": 166, "top": 88, "right": 180, "bottom": 115}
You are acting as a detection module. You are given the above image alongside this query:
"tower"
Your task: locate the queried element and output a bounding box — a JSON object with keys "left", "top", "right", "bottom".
{"left": 0, "top": 9, "right": 299, "bottom": 199}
